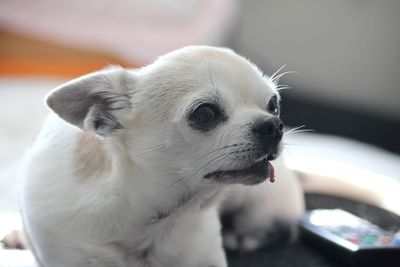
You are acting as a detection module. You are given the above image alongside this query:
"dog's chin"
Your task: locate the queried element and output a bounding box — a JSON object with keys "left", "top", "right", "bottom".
{"left": 204, "top": 158, "right": 273, "bottom": 185}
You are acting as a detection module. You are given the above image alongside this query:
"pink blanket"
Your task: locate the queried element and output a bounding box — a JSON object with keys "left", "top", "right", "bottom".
{"left": 0, "top": 0, "right": 238, "bottom": 64}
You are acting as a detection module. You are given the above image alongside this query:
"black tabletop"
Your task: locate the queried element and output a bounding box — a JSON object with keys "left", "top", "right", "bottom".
{"left": 226, "top": 194, "right": 400, "bottom": 267}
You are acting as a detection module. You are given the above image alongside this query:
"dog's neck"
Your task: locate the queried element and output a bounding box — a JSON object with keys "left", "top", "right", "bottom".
{"left": 112, "top": 157, "right": 225, "bottom": 260}
{"left": 118, "top": 159, "right": 224, "bottom": 226}
{"left": 74, "top": 131, "right": 225, "bottom": 249}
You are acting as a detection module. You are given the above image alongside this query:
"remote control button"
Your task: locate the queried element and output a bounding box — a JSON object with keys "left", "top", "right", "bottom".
{"left": 347, "top": 237, "right": 361, "bottom": 244}
{"left": 378, "top": 236, "right": 392, "bottom": 245}
{"left": 393, "top": 232, "right": 400, "bottom": 245}
{"left": 362, "top": 236, "right": 377, "bottom": 244}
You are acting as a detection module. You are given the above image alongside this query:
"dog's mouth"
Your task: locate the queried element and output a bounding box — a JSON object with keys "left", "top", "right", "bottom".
{"left": 204, "top": 158, "right": 275, "bottom": 185}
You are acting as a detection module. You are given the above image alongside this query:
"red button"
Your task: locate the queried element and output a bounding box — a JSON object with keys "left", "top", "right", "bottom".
{"left": 347, "top": 237, "right": 361, "bottom": 244}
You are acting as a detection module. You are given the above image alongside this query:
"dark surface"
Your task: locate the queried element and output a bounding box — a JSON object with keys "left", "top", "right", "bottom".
{"left": 226, "top": 194, "right": 400, "bottom": 267}
{"left": 279, "top": 92, "right": 400, "bottom": 154}
{"left": 227, "top": 242, "right": 342, "bottom": 267}
{"left": 228, "top": 242, "right": 343, "bottom": 267}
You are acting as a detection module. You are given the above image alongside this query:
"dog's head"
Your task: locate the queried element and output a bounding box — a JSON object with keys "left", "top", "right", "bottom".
{"left": 47, "top": 46, "right": 283, "bottom": 188}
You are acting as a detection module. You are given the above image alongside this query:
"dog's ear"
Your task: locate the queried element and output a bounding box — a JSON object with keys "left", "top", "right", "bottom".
{"left": 46, "top": 67, "right": 133, "bottom": 136}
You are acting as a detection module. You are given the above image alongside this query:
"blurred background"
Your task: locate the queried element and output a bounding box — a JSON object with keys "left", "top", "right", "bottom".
{"left": 0, "top": 0, "right": 399, "bottom": 266}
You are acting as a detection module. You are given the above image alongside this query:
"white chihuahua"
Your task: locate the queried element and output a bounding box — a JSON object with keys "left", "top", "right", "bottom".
{"left": 20, "top": 46, "right": 304, "bottom": 267}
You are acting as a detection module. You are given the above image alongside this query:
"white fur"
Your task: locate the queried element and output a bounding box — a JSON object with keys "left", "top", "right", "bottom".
{"left": 20, "top": 46, "right": 304, "bottom": 267}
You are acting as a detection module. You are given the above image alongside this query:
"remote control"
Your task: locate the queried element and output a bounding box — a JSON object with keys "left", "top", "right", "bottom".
{"left": 300, "top": 209, "right": 400, "bottom": 267}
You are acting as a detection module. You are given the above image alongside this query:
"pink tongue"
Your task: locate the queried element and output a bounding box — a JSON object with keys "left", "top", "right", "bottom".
{"left": 268, "top": 162, "right": 275, "bottom": 183}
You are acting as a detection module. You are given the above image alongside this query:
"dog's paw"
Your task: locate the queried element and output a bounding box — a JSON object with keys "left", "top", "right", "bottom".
{"left": 1, "top": 230, "right": 28, "bottom": 249}
{"left": 221, "top": 157, "right": 305, "bottom": 252}
{"left": 221, "top": 210, "right": 299, "bottom": 252}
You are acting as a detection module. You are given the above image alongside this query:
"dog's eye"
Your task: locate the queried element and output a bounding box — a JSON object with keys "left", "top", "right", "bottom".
{"left": 267, "top": 96, "right": 280, "bottom": 116}
{"left": 189, "top": 104, "right": 221, "bottom": 130}
{"left": 190, "top": 104, "right": 217, "bottom": 124}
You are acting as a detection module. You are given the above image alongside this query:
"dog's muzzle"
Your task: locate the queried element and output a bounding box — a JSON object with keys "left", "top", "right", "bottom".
{"left": 204, "top": 116, "right": 282, "bottom": 185}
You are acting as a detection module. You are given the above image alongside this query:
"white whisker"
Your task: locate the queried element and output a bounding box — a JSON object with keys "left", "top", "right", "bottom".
{"left": 269, "top": 64, "right": 287, "bottom": 83}
{"left": 276, "top": 84, "right": 292, "bottom": 91}
{"left": 284, "top": 125, "right": 314, "bottom": 136}
{"left": 271, "top": 71, "right": 297, "bottom": 84}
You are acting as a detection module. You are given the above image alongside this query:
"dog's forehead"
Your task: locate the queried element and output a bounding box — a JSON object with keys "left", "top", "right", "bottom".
{"left": 159, "top": 46, "right": 276, "bottom": 101}
{"left": 207, "top": 54, "right": 275, "bottom": 103}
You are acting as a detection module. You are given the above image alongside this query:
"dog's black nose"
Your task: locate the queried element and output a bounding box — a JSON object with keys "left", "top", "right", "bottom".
{"left": 252, "top": 117, "right": 283, "bottom": 141}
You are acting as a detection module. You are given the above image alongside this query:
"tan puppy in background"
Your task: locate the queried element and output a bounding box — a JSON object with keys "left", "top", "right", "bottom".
{"left": 20, "top": 46, "right": 304, "bottom": 267}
